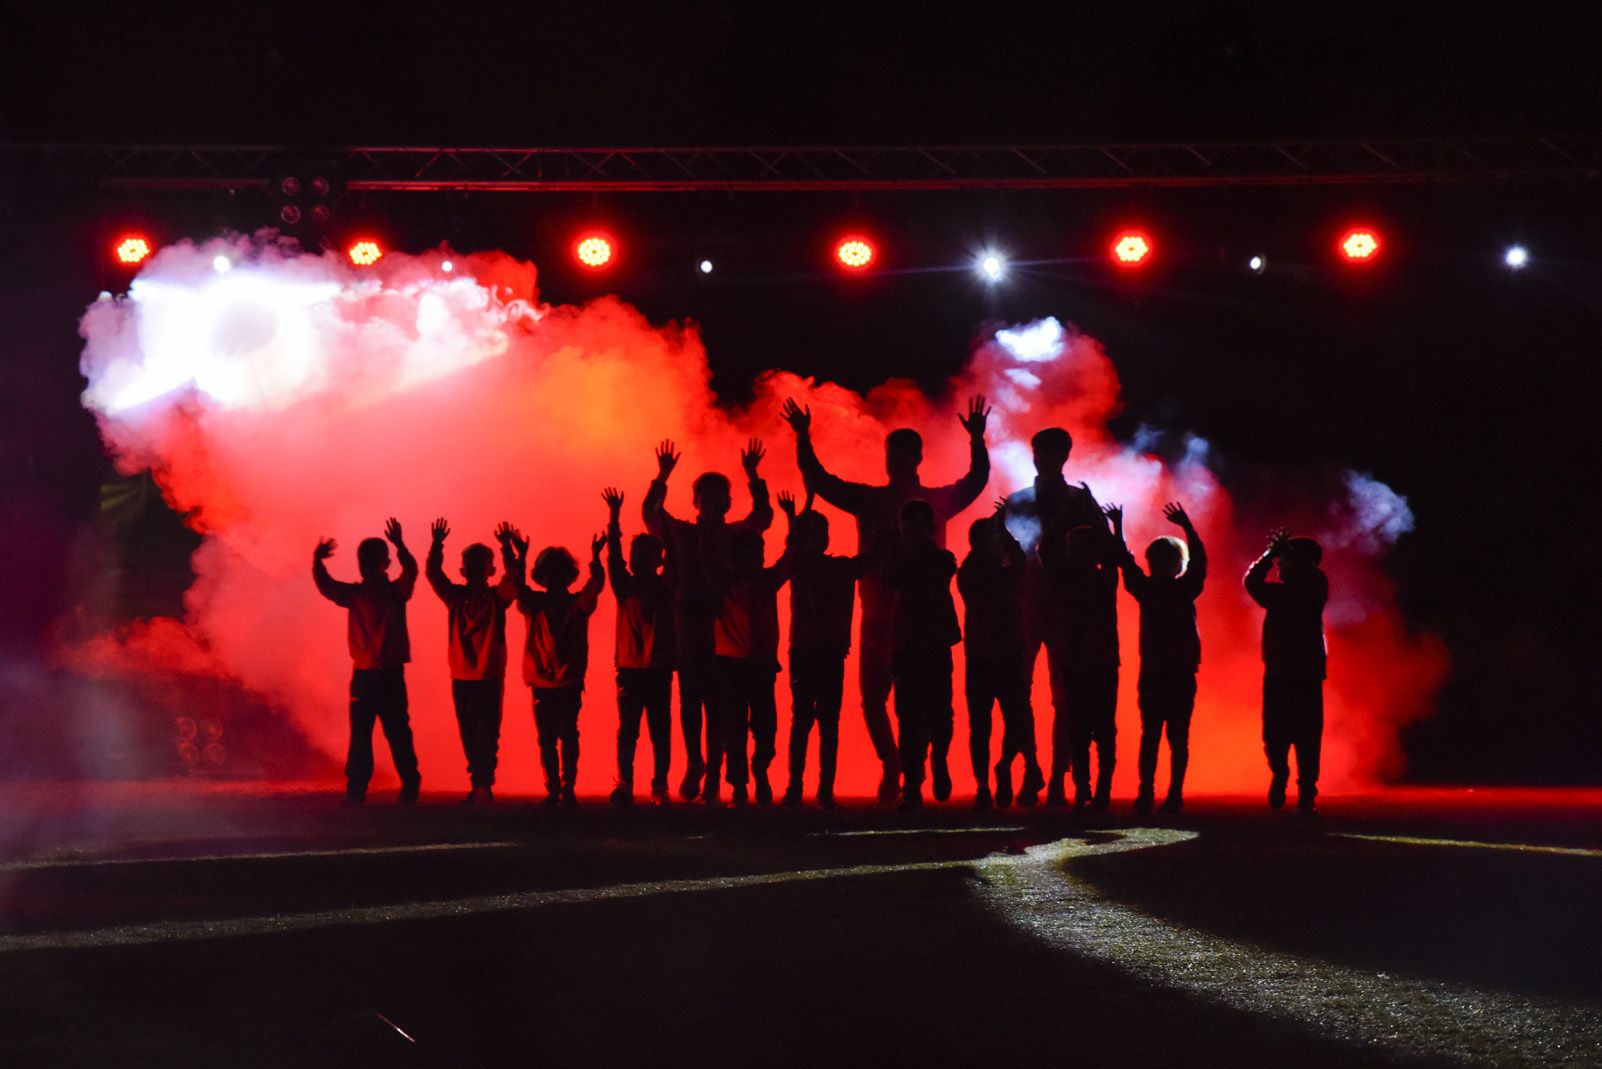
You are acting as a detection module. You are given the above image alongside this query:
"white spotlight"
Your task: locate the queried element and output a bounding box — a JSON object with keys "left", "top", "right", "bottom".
{"left": 978, "top": 253, "right": 1005, "bottom": 282}
{"left": 1503, "top": 245, "right": 1529, "bottom": 270}
{"left": 441, "top": 259, "right": 454, "bottom": 273}
{"left": 212, "top": 255, "right": 232, "bottom": 273}
{"left": 699, "top": 259, "right": 714, "bottom": 275}
{"left": 1248, "top": 254, "right": 1266, "bottom": 275}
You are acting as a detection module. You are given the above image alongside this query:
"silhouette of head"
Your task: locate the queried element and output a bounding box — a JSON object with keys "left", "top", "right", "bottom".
{"left": 629, "top": 533, "right": 664, "bottom": 577}
{"left": 899, "top": 499, "right": 935, "bottom": 543}
{"left": 967, "top": 517, "right": 1003, "bottom": 562}
{"left": 460, "top": 543, "right": 496, "bottom": 584}
{"left": 531, "top": 546, "right": 579, "bottom": 591}
{"left": 357, "top": 537, "right": 390, "bottom": 581}
{"left": 791, "top": 511, "right": 830, "bottom": 558}
{"left": 885, "top": 428, "right": 923, "bottom": 481}
{"left": 1280, "top": 536, "right": 1323, "bottom": 580}
{"left": 1145, "top": 535, "right": 1188, "bottom": 579}
{"left": 730, "top": 528, "right": 765, "bottom": 575}
{"left": 1032, "top": 427, "right": 1073, "bottom": 476}
{"left": 692, "top": 472, "right": 732, "bottom": 520}
{"left": 1065, "top": 525, "right": 1099, "bottom": 568}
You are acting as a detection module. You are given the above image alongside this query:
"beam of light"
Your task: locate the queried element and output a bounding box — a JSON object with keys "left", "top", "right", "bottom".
{"left": 1503, "top": 245, "right": 1530, "bottom": 270}
{"left": 1111, "top": 231, "right": 1152, "bottom": 267}
{"left": 1340, "top": 228, "right": 1381, "bottom": 263}
{"left": 975, "top": 830, "right": 1602, "bottom": 1065}
{"left": 575, "top": 234, "right": 614, "bottom": 269}
{"left": 114, "top": 235, "right": 153, "bottom": 266}
{"left": 1336, "top": 832, "right": 1602, "bottom": 859}
{"left": 347, "top": 239, "right": 383, "bottom": 267}
{"left": 0, "top": 840, "right": 524, "bottom": 874}
{"left": 834, "top": 236, "right": 875, "bottom": 270}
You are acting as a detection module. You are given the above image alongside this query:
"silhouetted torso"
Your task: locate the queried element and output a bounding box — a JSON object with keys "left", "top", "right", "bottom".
{"left": 1245, "top": 562, "right": 1329, "bottom": 678}
{"left": 1121, "top": 545, "right": 1208, "bottom": 673}
{"left": 609, "top": 560, "right": 675, "bottom": 670}
{"left": 426, "top": 553, "right": 516, "bottom": 680}
{"left": 788, "top": 554, "right": 861, "bottom": 661}
{"left": 885, "top": 540, "right": 961, "bottom": 654}
{"left": 516, "top": 568, "right": 605, "bottom": 688}
{"left": 314, "top": 560, "right": 418, "bottom": 669}
{"left": 958, "top": 548, "right": 1027, "bottom": 664}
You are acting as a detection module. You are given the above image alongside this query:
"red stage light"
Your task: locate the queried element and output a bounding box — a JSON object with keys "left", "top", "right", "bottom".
{"left": 347, "top": 239, "right": 384, "bottom": 267}
{"left": 114, "top": 234, "right": 153, "bottom": 266}
{"left": 835, "top": 237, "right": 875, "bottom": 271}
{"left": 1111, "top": 231, "right": 1152, "bottom": 267}
{"left": 575, "top": 234, "right": 615, "bottom": 269}
{"left": 1340, "top": 228, "right": 1381, "bottom": 263}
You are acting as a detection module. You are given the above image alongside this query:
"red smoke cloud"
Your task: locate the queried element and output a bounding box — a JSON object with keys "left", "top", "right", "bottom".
{"left": 73, "top": 233, "right": 1447, "bottom": 796}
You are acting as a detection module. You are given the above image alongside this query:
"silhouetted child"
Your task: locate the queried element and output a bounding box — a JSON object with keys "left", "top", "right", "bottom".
{"left": 1042, "top": 518, "right": 1120, "bottom": 809}
{"left": 511, "top": 532, "right": 606, "bottom": 806}
{"left": 710, "top": 526, "right": 793, "bottom": 806}
{"left": 644, "top": 438, "right": 772, "bottom": 802}
{"left": 779, "top": 488, "right": 870, "bottom": 808}
{"left": 312, "top": 518, "right": 421, "bottom": 805}
{"left": 425, "top": 517, "right": 521, "bottom": 805}
{"left": 885, "top": 499, "right": 961, "bottom": 809}
{"left": 1109, "top": 502, "right": 1207, "bottom": 815}
{"left": 602, "top": 488, "right": 674, "bottom": 807}
{"left": 958, "top": 500, "right": 1041, "bottom": 808}
{"left": 1245, "top": 529, "right": 1329, "bottom": 813}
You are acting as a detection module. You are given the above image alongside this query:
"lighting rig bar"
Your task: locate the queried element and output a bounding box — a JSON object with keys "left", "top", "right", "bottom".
{"left": 4, "top": 137, "right": 1600, "bottom": 193}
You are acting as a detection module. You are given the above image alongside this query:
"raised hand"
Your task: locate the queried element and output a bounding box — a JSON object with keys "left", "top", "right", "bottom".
{"left": 781, "top": 399, "right": 811, "bottom": 436}
{"left": 591, "top": 531, "right": 607, "bottom": 559}
{"left": 741, "top": 438, "right": 766, "bottom": 477}
{"left": 1267, "top": 527, "right": 1291, "bottom": 557}
{"left": 493, "top": 521, "right": 518, "bottom": 546}
{"left": 1102, "top": 503, "right": 1124, "bottom": 531}
{"left": 777, "top": 490, "right": 797, "bottom": 518}
{"left": 655, "top": 440, "right": 680, "bottom": 478}
{"left": 384, "top": 517, "right": 405, "bottom": 546}
{"left": 314, "top": 538, "right": 337, "bottom": 561}
{"left": 602, "top": 487, "right": 624, "bottom": 515}
{"left": 1163, "top": 501, "right": 1192, "bottom": 529}
{"left": 992, "top": 496, "right": 1009, "bottom": 517}
{"left": 958, "top": 394, "right": 992, "bottom": 438}
{"left": 430, "top": 517, "right": 450, "bottom": 545}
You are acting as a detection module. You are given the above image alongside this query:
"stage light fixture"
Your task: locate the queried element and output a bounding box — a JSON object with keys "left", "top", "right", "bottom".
{"left": 1112, "top": 231, "right": 1152, "bottom": 267}
{"left": 441, "top": 260, "right": 454, "bottom": 273}
{"left": 699, "top": 259, "right": 714, "bottom": 275}
{"left": 1340, "top": 228, "right": 1381, "bottom": 263}
{"left": 1248, "top": 254, "right": 1266, "bottom": 275}
{"left": 114, "top": 234, "right": 152, "bottom": 266}
{"left": 1503, "top": 245, "right": 1529, "bottom": 270}
{"left": 835, "top": 237, "right": 875, "bottom": 271}
{"left": 575, "top": 234, "right": 614, "bottom": 269}
{"left": 347, "top": 239, "right": 383, "bottom": 267}
{"left": 212, "top": 254, "right": 232, "bottom": 273}
{"left": 279, "top": 204, "right": 302, "bottom": 226}
{"left": 978, "top": 252, "right": 1006, "bottom": 282}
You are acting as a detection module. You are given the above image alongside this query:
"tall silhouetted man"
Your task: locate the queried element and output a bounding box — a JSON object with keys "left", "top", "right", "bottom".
{"left": 1245, "top": 529, "right": 1329, "bottom": 813}
{"left": 425, "top": 517, "right": 521, "bottom": 805}
{"left": 603, "top": 488, "right": 674, "bottom": 807}
{"left": 886, "top": 499, "right": 961, "bottom": 810}
{"left": 644, "top": 438, "right": 773, "bottom": 801}
{"left": 1003, "top": 427, "right": 1104, "bottom": 805}
{"left": 312, "top": 517, "right": 421, "bottom": 805}
{"left": 782, "top": 395, "right": 990, "bottom": 802}
{"left": 1042, "top": 515, "right": 1121, "bottom": 809}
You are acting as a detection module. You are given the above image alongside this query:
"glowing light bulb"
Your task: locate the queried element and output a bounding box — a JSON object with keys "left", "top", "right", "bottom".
{"left": 1503, "top": 245, "right": 1529, "bottom": 270}
{"left": 441, "top": 259, "right": 454, "bottom": 273}
{"left": 1340, "top": 228, "right": 1380, "bottom": 262}
{"left": 347, "top": 240, "right": 383, "bottom": 267}
{"left": 213, "top": 255, "right": 232, "bottom": 273}
{"left": 1112, "top": 231, "right": 1152, "bottom": 266}
{"left": 1248, "top": 255, "right": 1265, "bottom": 274}
{"left": 114, "top": 235, "right": 152, "bottom": 266}
{"left": 575, "top": 235, "right": 614, "bottom": 268}
{"left": 979, "top": 253, "right": 1005, "bottom": 281}
{"left": 699, "top": 259, "right": 714, "bottom": 274}
{"left": 834, "top": 237, "right": 875, "bottom": 270}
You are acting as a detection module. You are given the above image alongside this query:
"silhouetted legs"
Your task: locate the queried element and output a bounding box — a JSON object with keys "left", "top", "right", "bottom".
{"left": 1263, "top": 674, "right": 1323, "bottom": 810}
{"left": 1137, "top": 670, "right": 1196, "bottom": 811}
{"left": 1024, "top": 628, "right": 1067, "bottom": 804}
{"left": 787, "top": 654, "right": 843, "bottom": 803}
{"left": 712, "top": 657, "right": 777, "bottom": 803}
{"left": 1067, "top": 669, "right": 1118, "bottom": 808}
{"left": 675, "top": 648, "right": 713, "bottom": 800}
{"left": 892, "top": 646, "right": 953, "bottom": 807}
{"left": 616, "top": 667, "right": 672, "bottom": 801}
{"left": 967, "top": 656, "right": 1034, "bottom": 805}
{"left": 859, "top": 593, "right": 904, "bottom": 800}
{"left": 346, "top": 667, "right": 419, "bottom": 802}
{"left": 533, "top": 685, "right": 582, "bottom": 802}
{"left": 451, "top": 678, "right": 503, "bottom": 790}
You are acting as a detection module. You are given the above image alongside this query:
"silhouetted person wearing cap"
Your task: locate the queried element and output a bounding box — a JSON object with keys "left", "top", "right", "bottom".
{"left": 312, "top": 517, "right": 421, "bottom": 805}
{"left": 1003, "top": 427, "right": 1105, "bottom": 806}
{"left": 1245, "top": 529, "right": 1329, "bottom": 813}
{"left": 885, "top": 499, "right": 961, "bottom": 810}
{"left": 425, "top": 517, "right": 521, "bottom": 805}
{"left": 602, "top": 488, "right": 675, "bottom": 807}
{"left": 958, "top": 500, "right": 1040, "bottom": 808}
{"left": 782, "top": 395, "right": 990, "bottom": 802}
{"left": 644, "top": 439, "right": 773, "bottom": 802}
{"left": 1109, "top": 502, "right": 1207, "bottom": 815}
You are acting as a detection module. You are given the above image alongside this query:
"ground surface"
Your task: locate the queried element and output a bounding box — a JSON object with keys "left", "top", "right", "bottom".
{"left": 0, "top": 783, "right": 1597, "bottom": 1066}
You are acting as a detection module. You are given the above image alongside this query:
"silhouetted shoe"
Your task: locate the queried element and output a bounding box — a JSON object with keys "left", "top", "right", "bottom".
{"left": 1073, "top": 789, "right": 1092, "bottom": 811}
{"left": 781, "top": 786, "right": 803, "bottom": 807}
{"left": 542, "top": 792, "right": 562, "bottom": 807}
{"left": 680, "top": 761, "right": 705, "bottom": 802}
{"left": 931, "top": 760, "right": 952, "bottom": 802}
{"left": 729, "top": 784, "right": 749, "bottom": 807}
{"left": 1159, "top": 794, "right": 1183, "bottom": 814}
{"left": 466, "top": 787, "right": 494, "bottom": 806}
{"left": 898, "top": 788, "right": 924, "bottom": 811}
{"left": 609, "top": 784, "right": 633, "bottom": 808}
{"left": 702, "top": 786, "right": 721, "bottom": 806}
{"left": 1090, "top": 794, "right": 1110, "bottom": 813}
{"left": 754, "top": 774, "right": 773, "bottom": 805}
{"left": 816, "top": 788, "right": 836, "bottom": 808}
{"left": 1045, "top": 784, "right": 1067, "bottom": 808}
{"left": 1268, "top": 775, "right": 1288, "bottom": 810}
{"left": 398, "top": 780, "right": 420, "bottom": 804}
{"left": 1134, "top": 790, "right": 1155, "bottom": 816}
{"left": 876, "top": 765, "right": 900, "bottom": 804}
{"left": 1297, "top": 793, "right": 1317, "bottom": 815}
{"left": 993, "top": 762, "right": 1014, "bottom": 808}
{"left": 973, "top": 787, "right": 993, "bottom": 810}
{"left": 1017, "top": 767, "right": 1044, "bottom": 807}
{"left": 561, "top": 787, "right": 578, "bottom": 807}
{"left": 651, "top": 780, "right": 669, "bottom": 806}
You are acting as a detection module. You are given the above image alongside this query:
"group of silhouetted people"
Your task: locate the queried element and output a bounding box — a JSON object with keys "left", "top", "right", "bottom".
{"left": 314, "top": 395, "right": 1330, "bottom": 814}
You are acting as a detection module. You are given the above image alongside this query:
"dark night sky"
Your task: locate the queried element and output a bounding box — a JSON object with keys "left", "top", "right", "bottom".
{"left": 2, "top": 2, "right": 1601, "bottom": 782}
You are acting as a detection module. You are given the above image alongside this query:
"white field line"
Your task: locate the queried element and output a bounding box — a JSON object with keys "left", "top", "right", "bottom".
{"left": 0, "top": 840, "right": 524, "bottom": 874}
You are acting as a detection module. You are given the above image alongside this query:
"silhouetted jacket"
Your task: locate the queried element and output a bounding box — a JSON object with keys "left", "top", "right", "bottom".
{"left": 795, "top": 434, "right": 988, "bottom": 603}
{"left": 1041, "top": 536, "right": 1120, "bottom": 672}
{"left": 957, "top": 522, "right": 1028, "bottom": 665}
{"left": 425, "top": 543, "right": 518, "bottom": 681}
{"left": 788, "top": 551, "right": 871, "bottom": 662}
{"left": 513, "top": 561, "right": 605, "bottom": 689}
{"left": 1244, "top": 556, "right": 1328, "bottom": 679}
{"left": 643, "top": 474, "right": 773, "bottom": 655}
{"left": 712, "top": 547, "right": 795, "bottom": 668}
{"left": 314, "top": 548, "right": 417, "bottom": 669}
{"left": 885, "top": 538, "right": 961, "bottom": 655}
{"left": 607, "top": 519, "right": 675, "bottom": 670}
{"left": 1118, "top": 532, "right": 1207, "bottom": 673}
{"left": 1003, "top": 478, "right": 1103, "bottom": 556}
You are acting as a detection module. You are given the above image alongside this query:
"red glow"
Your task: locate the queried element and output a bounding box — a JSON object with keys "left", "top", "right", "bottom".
{"left": 114, "top": 235, "right": 153, "bottom": 266}
{"left": 575, "top": 234, "right": 615, "bottom": 269}
{"left": 835, "top": 236, "right": 875, "bottom": 271}
{"left": 1111, "top": 231, "right": 1152, "bottom": 267}
{"left": 347, "top": 240, "right": 384, "bottom": 267}
{"left": 1340, "top": 228, "right": 1381, "bottom": 263}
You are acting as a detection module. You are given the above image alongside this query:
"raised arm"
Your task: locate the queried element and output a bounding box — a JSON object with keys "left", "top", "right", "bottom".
{"left": 311, "top": 538, "right": 355, "bottom": 606}
{"left": 1244, "top": 529, "right": 1288, "bottom": 608}
{"left": 1165, "top": 502, "right": 1208, "bottom": 595}
{"left": 425, "top": 517, "right": 454, "bottom": 602}
{"left": 602, "top": 487, "right": 631, "bottom": 597}
{"left": 782, "top": 398, "right": 871, "bottom": 516}
{"left": 642, "top": 439, "right": 680, "bottom": 537}
{"left": 495, "top": 522, "right": 529, "bottom": 597}
{"left": 385, "top": 518, "right": 418, "bottom": 599}
{"left": 579, "top": 531, "right": 607, "bottom": 614}
{"left": 1104, "top": 502, "right": 1150, "bottom": 597}
{"left": 931, "top": 394, "right": 993, "bottom": 515}
{"left": 738, "top": 438, "right": 774, "bottom": 531}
